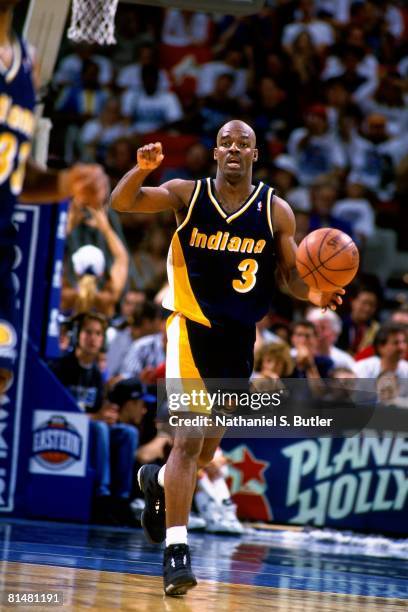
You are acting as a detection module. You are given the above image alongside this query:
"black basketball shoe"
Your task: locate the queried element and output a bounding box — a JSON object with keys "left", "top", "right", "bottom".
{"left": 163, "top": 544, "right": 197, "bottom": 596}
{"left": 137, "top": 464, "right": 165, "bottom": 544}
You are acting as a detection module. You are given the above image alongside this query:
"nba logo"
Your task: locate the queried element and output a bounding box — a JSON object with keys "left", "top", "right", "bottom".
{"left": 257, "top": 202, "right": 262, "bottom": 212}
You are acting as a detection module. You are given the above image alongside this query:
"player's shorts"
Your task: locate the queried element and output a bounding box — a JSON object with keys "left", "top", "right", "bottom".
{"left": 165, "top": 311, "right": 255, "bottom": 414}
{"left": 0, "top": 245, "right": 18, "bottom": 373}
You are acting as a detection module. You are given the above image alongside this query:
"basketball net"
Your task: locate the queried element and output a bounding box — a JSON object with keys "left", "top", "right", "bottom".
{"left": 67, "top": 0, "right": 119, "bottom": 45}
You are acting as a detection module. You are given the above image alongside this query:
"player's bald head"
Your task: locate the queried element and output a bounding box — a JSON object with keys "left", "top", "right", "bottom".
{"left": 216, "top": 120, "right": 256, "bottom": 147}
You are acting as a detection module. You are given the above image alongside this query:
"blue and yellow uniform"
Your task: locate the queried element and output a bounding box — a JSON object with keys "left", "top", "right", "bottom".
{"left": 0, "top": 36, "right": 36, "bottom": 371}
{"left": 164, "top": 177, "right": 276, "bottom": 391}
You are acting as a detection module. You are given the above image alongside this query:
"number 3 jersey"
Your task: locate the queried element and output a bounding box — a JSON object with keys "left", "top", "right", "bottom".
{"left": 0, "top": 36, "right": 35, "bottom": 249}
{"left": 163, "top": 178, "right": 276, "bottom": 327}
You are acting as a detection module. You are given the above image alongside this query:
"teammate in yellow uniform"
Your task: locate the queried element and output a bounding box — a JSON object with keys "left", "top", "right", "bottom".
{"left": 111, "top": 120, "right": 344, "bottom": 596}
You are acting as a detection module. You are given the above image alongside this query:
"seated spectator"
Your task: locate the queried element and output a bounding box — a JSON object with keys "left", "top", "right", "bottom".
{"left": 252, "top": 342, "right": 294, "bottom": 383}
{"left": 121, "top": 309, "right": 167, "bottom": 379}
{"left": 291, "top": 320, "right": 334, "bottom": 378}
{"left": 54, "top": 42, "right": 113, "bottom": 87}
{"left": 324, "top": 78, "right": 352, "bottom": 133}
{"left": 79, "top": 98, "right": 131, "bottom": 162}
{"left": 199, "top": 73, "right": 240, "bottom": 140}
{"left": 355, "top": 323, "right": 408, "bottom": 381}
{"left": 287, "top": 105, "right": 346, "bottom": 186}
{"left": 61, "top": 208, "right": 129, "bottom": 318}
{"left": 324, "top": 367, "right": 357, "bottom": 404}
{"left": 107, "top": 301, "right": 162, "bottom": 382}
{"left": 121, "top": 64, "right": 183, "bottom": 134}
{"left": 376, "top": 371, "right": 408, "bottom": 408}
{"left": 196, "top": 45, "right": 250, "bottom": 99}
{"left": 116, "top": 42, "right": 170, "bottom": 93}
{"left": 105, "top": 137, "right": 138, "bottom": 190}
{"left": 49, "top": 312, "right": 106, "bottom": 412}
{"left": 358, "top": 74, "right": 408, "bottom": 137}
{"left": 338, "top": 286, "right": 380, "bottom": 355}
{"left": 251, "top": 77, "right": 290, "bottom": 146}
{"left": 331, "top": 179, "right": 375, "bottom": 245}
{"left": 308, "top": 180, "right": 353, "bottom": 236}
{"left": 306, "top": 308, "right": 357, "bottom": 371}
{"left": 282, "top": 0, "right": 335, "bottom": 52}
{"left": 348, "top": 113, "right": 408, "bottom": 201}
{"left": 110, "top": 289, "right": 147, "bottom": 330}
{"left": 54, "top": 59, "right": 109, "bottom": 124}
{"left": 322, "top": 44, "right": 378, "bottom": 104}
{"left": 271, "top": 155, "right": 311, "bottom": 212}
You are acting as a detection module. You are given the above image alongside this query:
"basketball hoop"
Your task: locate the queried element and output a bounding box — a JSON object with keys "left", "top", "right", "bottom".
{"left": 67, "top": 0, "right": 119, "bottom": 45}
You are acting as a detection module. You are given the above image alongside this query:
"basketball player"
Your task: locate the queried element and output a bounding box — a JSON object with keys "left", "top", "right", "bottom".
{"left": 111, "top": 120, "right": 344, "bottom": 596}
{"left": 0, "top": 0, "right": 108, "bottom": 397}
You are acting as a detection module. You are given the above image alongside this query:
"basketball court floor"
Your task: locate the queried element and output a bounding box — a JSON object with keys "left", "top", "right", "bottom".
{"left": 0, "top": 519, "right": 406, "bottom": 610}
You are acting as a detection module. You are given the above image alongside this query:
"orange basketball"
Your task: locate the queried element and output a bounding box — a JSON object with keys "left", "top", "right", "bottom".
{"left": 296, "top": 228, "right": 359, "bottom": 291}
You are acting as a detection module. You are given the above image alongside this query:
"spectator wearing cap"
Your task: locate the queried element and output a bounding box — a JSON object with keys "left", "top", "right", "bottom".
{"left": 111, "top": 377, "right": 156, "bottom": 430}
{"left": 61, "top": 207, "right": 129, "bottom": 318}
{"left": 306, "top": 307, "right": 356, "bottom": 372}
{"left": 287, "top": 104, "right": 346, "bottom": 186}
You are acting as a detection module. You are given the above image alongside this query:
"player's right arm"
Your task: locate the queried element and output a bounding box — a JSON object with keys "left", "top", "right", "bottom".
{"left": 110, "top": 142, "right": 191, "bottom": 213}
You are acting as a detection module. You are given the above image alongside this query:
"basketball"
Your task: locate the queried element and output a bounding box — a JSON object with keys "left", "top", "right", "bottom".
{"left": 296, "top": 228, "right": 359, "bottom": 291}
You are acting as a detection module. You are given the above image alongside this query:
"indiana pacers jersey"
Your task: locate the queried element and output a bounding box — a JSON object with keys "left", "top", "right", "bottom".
{"left": 0, "top": 36, "right": 35, "bottom": 246}
{"left": 164, "top": 178, "right": 276, "bottom": 327}
{"left": 0, "top": 36, "right": 36, "bottom": 372}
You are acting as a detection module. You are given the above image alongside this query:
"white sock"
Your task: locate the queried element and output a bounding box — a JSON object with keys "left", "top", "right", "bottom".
{"left": 157, "top": 464, "right": 166, "bottom": 488}
{"left": 211, "top": 476, "right": 231, "bottom": 505}
{"left": 166, "top": 526, "right": 188, "bottom": 547}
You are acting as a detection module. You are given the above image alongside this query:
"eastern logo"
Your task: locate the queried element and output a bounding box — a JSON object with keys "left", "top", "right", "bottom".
{"left": 32, "top": 415, "right": 82, "bottom": 471}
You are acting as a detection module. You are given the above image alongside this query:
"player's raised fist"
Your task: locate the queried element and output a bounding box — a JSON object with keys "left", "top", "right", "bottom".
{"left": 137, "top": 142, "right": 164, "bottom": 171}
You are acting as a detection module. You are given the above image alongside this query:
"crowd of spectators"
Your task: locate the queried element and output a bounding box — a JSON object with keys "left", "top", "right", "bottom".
{"left": 44, "top": 1, "right": 408, "bottom": 527}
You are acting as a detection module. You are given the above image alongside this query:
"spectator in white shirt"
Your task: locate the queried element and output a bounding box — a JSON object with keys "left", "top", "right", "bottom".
{"left": 287, "top": 105, "right": 346, "bottom": 186}
{"left": 355, "top": 323, "right": 408, "bottom": 379}
{"left": 121, "top": 65, "right": 183, "bottom": 134}
{"left": 116, "top": 43, "right": 170, "bottom": 93}
{"left": 54, "top": 43, "right": 113, "bottom": 87}
{"left": 196, "top": 46, "right": 249, "bottom": 99}
{"left": 306, "top": 307, "right": 357, "bottom": 372}
{"left": 348, "top": 113, "right": 408, "bottom": 200}
{"left": 282, "top": 0, "right": 335, "bottom": 52}
{"left": 332, "top": 179, "right": 375, "bottom": 245}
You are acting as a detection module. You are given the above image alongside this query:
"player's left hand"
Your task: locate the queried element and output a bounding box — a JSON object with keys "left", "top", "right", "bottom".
{"left": 59, "top": 164, "right": 109, "bottom": 209}
{"left": 308, "top": 287, "right": 345, "bottom": 311}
